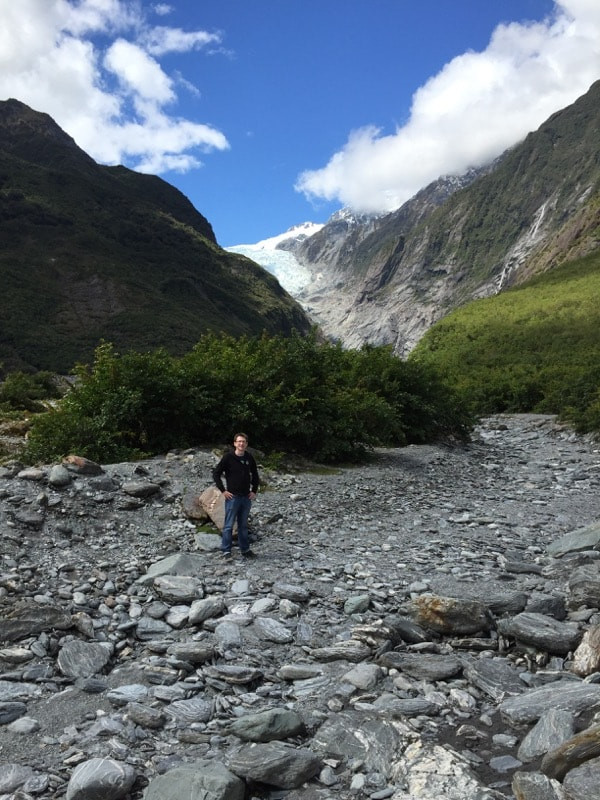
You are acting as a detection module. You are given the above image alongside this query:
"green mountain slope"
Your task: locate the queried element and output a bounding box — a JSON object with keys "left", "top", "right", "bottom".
{"left": 411, "top": 250, "right": 600, "bottom": 431}
{"left": 0, "top": 99, "right": 310, "bottom": 372}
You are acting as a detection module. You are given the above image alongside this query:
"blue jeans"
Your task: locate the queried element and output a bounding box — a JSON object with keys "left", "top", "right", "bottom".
{"left": 221, "top": 495, "right": 252, "bottom": 553}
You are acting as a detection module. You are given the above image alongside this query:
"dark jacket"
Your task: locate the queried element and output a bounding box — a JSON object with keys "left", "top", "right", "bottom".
{"left": 212, "top": 450, "right": 259, "bottom": 496}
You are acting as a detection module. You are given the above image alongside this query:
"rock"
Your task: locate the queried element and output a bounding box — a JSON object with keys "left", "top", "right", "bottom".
{"left": 198, "top": 485, "right": 228, "bottom": 530}
{"left": 0, "top": 602, "right": 72, "bottom": 642}
{"left": 390, "top": 739, "right": 506, "bottom": 800}
{"left": 137, "top": 552, "right": 208, "bottom": 584}
{"left": 311, "top": 639, "right": 372, "bottom": 662}
{"left": 547, "top": 521, "right": 600, "bottom": 557}
{"left": 572, "top": 624, "right": 600, "bottom": 676}
{"left": 412, "top": 595, "right": 492, "bottom": 635}
{"left": 188, "top": 595, "right": 226, "bottom": 624}
{"left": 512, "top": 770, "right": 564, "bottom": 800}
{"left": 65, "top": 758, "right": 136, "bottom": 800}
{"left": 153, "top": 574, "right": 204, "bottom": 603}
{"left": 541, "top": 723, "right": 600, "bottom": 780}
{"left": 143, "top": 761, "right": 245, "bottom": 800}
{"left": 500, "top": 681, "right": 600, "bottom": 725}
{"left": 496, "top": 612, "right": 582, "bottom": 654}
{"left": 122, "top": 480, "right": 161, "bottom": 498}
{"left": 561, "top": 754, "right": 600, "bottom": 800}
{"left": 48, "top": 464, "right": 72, "bottom": 487}
{"left": 0, "top": 763, "right": 37, "bottom": 794}
{"left": 181, "top": 490, "right": 209, "bottom": 521}
{"left": 568, "top": 564, "right": 600, "bottom": 609}
{"left": 57, "top": 639, "right": 112, "bottom": 678}
{"left": 379, "top": 652, "right": 462, "bottom": 681}
{"left": 227, "top": 707, "right": 306, "bottom": 742}
{"left": 517, "top": 708, "right": 576, "bottom": 763}
{"left": 1, "top": 414, "right": 600, "bottom": 799}
{"left": 228, "top": 741, "right": 321, "bottom": 788}
{"left": 461, "top": 655, "right": 525, "bottom": 701}
{"left": 63, "top": 455, "right": 104, "bottom": 475}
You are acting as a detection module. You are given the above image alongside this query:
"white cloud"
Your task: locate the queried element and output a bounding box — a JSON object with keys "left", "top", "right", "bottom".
{"left": 296, "top": 0, "right": 600, "bottom": 214}
{"left": 0, "top": 0, "right": 229, "bottom": 173}
{"left": 143, "top": 26, "right": 222, "bottom": 57}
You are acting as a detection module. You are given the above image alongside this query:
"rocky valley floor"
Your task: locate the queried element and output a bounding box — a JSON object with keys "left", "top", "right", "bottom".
{"left": 1, "top": 414, "right": 600, "bottom": 799}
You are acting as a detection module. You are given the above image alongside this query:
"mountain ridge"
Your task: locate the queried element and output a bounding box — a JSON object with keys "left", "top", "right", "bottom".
{"left": 0, "top": 100, "right": 311, "bottom": 373}
{"left": 241, "top": 81, "right": 600, "bottom": 355}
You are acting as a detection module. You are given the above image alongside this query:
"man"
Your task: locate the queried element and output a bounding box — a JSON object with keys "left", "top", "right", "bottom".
{"left": 212, "top": 432, "right": 260, "bottom": 559}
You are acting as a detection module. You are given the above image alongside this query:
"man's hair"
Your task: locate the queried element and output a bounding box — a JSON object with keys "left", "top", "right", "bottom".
{"left": 233, "top": 432, "right": 248, "bottom": 442}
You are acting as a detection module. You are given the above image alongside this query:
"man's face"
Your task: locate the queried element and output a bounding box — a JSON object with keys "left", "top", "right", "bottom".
{"left": 234, "top": 437, "right": 248, "bottom": 453}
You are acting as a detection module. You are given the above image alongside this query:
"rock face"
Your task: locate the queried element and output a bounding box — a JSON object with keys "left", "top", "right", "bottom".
{"left": 1, "top": 414, "right": 600, "bottom": 799}
{"left": 285, "top": 81, "right": 600, "bottom": 356}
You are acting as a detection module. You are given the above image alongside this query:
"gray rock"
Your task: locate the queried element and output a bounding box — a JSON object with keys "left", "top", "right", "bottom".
{"left": 0, "top": 763, "right": 36, "bottom": 793}
{"left": 166, "top": 641, "right": 215, "bottom": 664}
{"left": 137, "top": 553, "right": 207, "bottom": 584}
{"left": 143, "top": 761, "right": 245, "bottom": 800}
{"left": 562, "top": 754, "right": 600, "bottom": 800}
{"left": 311, "top": 640, "right": 372, "bottom": 663}
{"left": 153, "top": 574, "right": 204, "bottom": 603}
{"left": 569, "top": 565, "right": 600, "bottom": 609}
{"left": 461, "top": 655, "right": 525, "bottom": 701}
{"left": 167, "top": 695, "right": 213, "bottom": 724}
{"left": 525, "top": 592, "right": 567, "bottom": 620}
{"left": 344, "top": 594, "right": 370, "bottom": 614}
{"left": 273, "top": 583, "right": 311, "bottom": 603}
{"left": 228, "top": 741, "right": 321, "bottom": 788}
{"left": 188, "top": 595, "right": 225, "bottom": 624}
{"left": 227, "top": 707, "right": 305, "bottom": 742}
{"left": 65, "top": 757, "right": 136, "bottom": 800}
{"left": 342, "top": 662, "right": 382, "bottom": 689}
{"left": 312, "top": 711, "right": 413, "bottom": 775}
{"left": 204, "top": 664, "right": 263, "bottom": 684}
{"left": 496, "top": 612, "right": 581, "bottom": 654}
{"left": 380, "top": 652, "right": 462, "bottom": 681}
{"left": 57, "top": 639, "right": 112, "bottom": 678}
{"left": 106, "top": 684, "right": 149, "bottom": 707}
{"left": 126, "top": 702, "right": 166, "bottom": 729}
{"left": 122, "top": 481, "right": 161, "bottom": 498}
{"left": 541, "top": 723, "right": 600, "bottom": 781}
{"left": 48, "top": 464, "right": 72, "bottom": 487}
{"left": 547, "top": 522, "right": 600, "bottom": 557}
{"left": 500, "top": 681, "right": 600, "bottom": 725}
{"left": 511, "top": 770, "right": 563, "bottom": 800}
{"left": 517, "top": 708, "right": 576, "bottom": 763}
{"left": 0, "top": 702, "right": 27, "bottom": 724}
{"left": 253, "top": 616, "right": 294, "bottom": 643}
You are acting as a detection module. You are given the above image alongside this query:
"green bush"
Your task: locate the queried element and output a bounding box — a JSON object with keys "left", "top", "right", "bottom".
{"left": 0, "top": 370, "right": 61, "bottom": 412}
{"left": 25, "top": 333, "right": 472, "bottom": 464}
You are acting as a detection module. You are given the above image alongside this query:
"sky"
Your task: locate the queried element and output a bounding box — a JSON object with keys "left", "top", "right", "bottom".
{"left": 1, "top": 1, "right": 599, "bottom": 247}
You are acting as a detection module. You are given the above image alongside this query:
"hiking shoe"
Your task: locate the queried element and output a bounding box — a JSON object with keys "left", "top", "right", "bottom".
{"left": 241, "top": 549, "right": 256, "bottom": 559}
{"left": 222, "top": 551, "right": 232, "bottom": 560}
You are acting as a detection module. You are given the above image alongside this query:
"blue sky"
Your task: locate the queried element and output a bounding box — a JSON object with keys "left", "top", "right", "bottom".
{"left": 1, "top": 1, "right": 599, "bottom": 246}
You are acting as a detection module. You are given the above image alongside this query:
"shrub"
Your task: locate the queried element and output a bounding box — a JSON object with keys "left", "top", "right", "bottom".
{"left": 25, "top": 333, "right": 473, "bottom": 464}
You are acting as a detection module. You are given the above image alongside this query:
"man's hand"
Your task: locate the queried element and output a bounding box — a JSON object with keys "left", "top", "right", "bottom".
{"left": 223, "top": 490, "right": 233, "bottom": 499}
{"left": 249, "top": 491, "right": 257, "bottom": 500}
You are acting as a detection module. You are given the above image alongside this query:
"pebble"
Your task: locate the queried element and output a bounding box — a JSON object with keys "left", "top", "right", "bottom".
{"left": 1, "top": 414, "right": 600, "bottom": 799}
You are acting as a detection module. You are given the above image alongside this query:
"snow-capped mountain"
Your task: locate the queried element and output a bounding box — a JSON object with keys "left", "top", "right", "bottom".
{"left": 226, "top": 222, "right": 323, "bottom": 295}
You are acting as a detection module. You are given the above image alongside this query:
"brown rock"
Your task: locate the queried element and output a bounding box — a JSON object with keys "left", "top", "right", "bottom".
{"left": 541, "top": 723, "right": 600, "bottom": 781}
{"left": 413, "top": 595, "right": 491, "bottom": 635}
{"left": 572, "top": 625, "right": 600, "bottom": 677}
